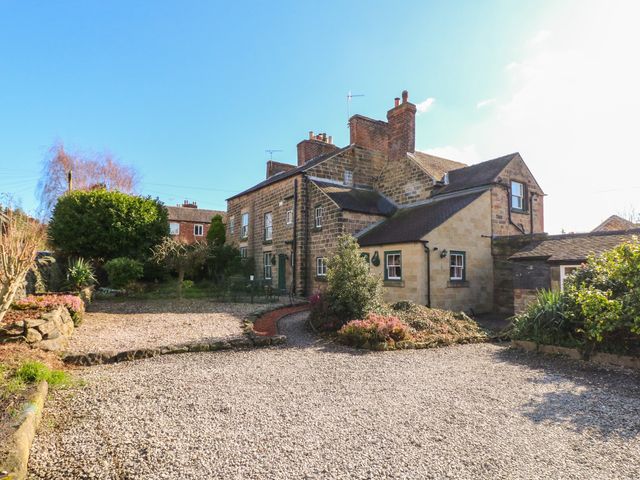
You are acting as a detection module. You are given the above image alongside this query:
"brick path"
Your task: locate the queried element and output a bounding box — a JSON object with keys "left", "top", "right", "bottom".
{"left": 252, "top": 304, "right": 310, "bottom": 336}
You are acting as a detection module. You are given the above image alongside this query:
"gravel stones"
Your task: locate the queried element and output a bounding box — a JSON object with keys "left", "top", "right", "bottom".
{"left": 28, "top": 312, "right": 640, "bottom": 479}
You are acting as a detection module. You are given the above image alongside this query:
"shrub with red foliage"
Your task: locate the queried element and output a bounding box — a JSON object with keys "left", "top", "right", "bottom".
{"left": 13, "top": 294, "right": 85, "bottom": 326}
{"left": 338, "top": 313, "right": 411, "bottom": 347}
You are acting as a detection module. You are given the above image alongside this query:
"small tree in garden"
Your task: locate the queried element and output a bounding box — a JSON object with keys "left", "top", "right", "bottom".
{"left": 0, "top": 209, "right": 45, "bottom": 322}
{"left": 66, "top": 257, "right": 97, "bottom": 291}
{"left": 326, "top": 234, "right": 383, "bottom": 324}
{"left": 151, "top": 237, "right": 208, "bottom": 298}
{"left": 206, "top": 214, "right": 226, "bottom": 246}
{"left": 104, "top": 257, "right": 144, "bottom": 289}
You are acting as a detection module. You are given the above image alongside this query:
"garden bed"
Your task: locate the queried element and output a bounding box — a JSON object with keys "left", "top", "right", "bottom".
{"left": 337, "top": 302, "right": 488, "bottom": 351}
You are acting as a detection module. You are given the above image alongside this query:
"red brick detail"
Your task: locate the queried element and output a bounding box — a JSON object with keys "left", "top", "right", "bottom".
{"left": 297, "top": 139, "right": 338, "bottom": 166}
{"left": 253, "top": 304, "right": 310, "bottom": 336}
{"left": 266, "top": 160, "right": 296, "bottom": 179}
{"left": 349, "top": 115, "right": 389, "bottom": 153}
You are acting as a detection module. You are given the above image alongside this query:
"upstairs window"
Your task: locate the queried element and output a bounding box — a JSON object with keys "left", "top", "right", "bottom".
{"left": 450, "top": 251, "right": 466, "bottom": 281}
{"left": 316, "top": 257, "right": 328, "bottom": 277}
{"left": 229, "top": 216, "right": 235, "bottom": 234}
{"left": 264, "top": 212, "right": 273, "bottom": 241}
{"left": 314, "top": 206, "right": 323, "bottom": 228}
{"left": 385, "top": 251, "right": 402, "bottom": 280}
{"left": 344, "top": 170, "right": 353, "bottom": 186}
{"left": 286, "top": 209, "right": 293, "bottom": 225}
{"left": 511, "top": 181, "right": 526, "bottom": 211}
{"left": 169, "top": 222, "right": 180, "bottom": 236}
{"left": 194, "top": 224, "right": 204, "bottom": 237}
{"left": 241, "top": 213, "right": 249, "bottom": 238}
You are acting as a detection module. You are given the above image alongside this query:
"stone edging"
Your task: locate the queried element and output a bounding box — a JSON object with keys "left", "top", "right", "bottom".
{"left": 0, "top": 380, "right": 48, "bottom": 480}
{"left": 511, "top": 340, "right": 640, "bottom": 371}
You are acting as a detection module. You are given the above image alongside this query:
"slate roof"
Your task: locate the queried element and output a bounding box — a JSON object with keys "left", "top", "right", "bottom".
{"left": 409, "top": 151, "right": 467, "bottom": 181}
{"left": 312, "top": 180, "right": 396, "bottom": 216}
{"left": 357, "top": 190, "right": 486, "bottom": 246}
{"left": 592, "top": 214, "right": 638, "bottom": 232}
{"left": 510, "top": 229, "right": 640, "bottom": 263}
{"left": 166, "top": 206, "right": 226, "bottom": 223}
{"left": 431, "top": 153, "right": 518, "bottom": 196}
{"left": 226, "top": 146, "right": 352, "bottom": 201}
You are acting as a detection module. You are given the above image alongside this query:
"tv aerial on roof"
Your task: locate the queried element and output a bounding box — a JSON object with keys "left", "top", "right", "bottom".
{"left": 347, "top": 90, "right": 365, "bottom": 126}
{"left": 265, "top": 149, "right": 283, "bottom": 161}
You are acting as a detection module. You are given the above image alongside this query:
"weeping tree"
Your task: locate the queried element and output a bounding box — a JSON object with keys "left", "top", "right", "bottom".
{"left": 0, "top": 208, "right": 45, "bottom": 322}
{"left": 151, "top": 237, "right": 208, "bottom": 298}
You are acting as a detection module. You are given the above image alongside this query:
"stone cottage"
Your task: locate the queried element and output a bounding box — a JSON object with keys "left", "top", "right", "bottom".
{"left": 226, "top": 90, "right": 544, "bottom": 313}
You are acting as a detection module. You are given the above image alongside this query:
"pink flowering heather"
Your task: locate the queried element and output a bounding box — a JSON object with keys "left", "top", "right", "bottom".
{"left": 338, "top": 313, "right": 410, "bottom": 346}
{"left": 14, "top": 294, "right": 85, "bottom": 315}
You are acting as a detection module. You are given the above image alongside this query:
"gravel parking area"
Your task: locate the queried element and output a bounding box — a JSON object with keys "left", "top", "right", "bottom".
{"left": 30, "top": 312, "right": 640, "bottom": 479}
{"left": 67, "top": 299, "right": 277, "bottom": 354}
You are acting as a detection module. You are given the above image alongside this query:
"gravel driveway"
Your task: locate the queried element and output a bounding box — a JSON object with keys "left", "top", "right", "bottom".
{"left": 30, "top": 312, "right": 640, "bottom": 479}
{"left": 67, "top": 299, "right": 277, "bottom": 354}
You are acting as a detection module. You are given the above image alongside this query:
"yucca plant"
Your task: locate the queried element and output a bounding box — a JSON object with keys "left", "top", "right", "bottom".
{"left": 509, "top": 289, "right": 579, "bottom": 346}
{"left": 66, "top": 257, "right": 96, "bottom": 291}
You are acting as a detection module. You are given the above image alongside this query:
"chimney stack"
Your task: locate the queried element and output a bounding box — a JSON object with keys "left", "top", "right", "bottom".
{"left": 387, "top": 89, "right": 416, "bottom": 160}
{"left": 296, "top": 131, "right": 338, "bottom": 166}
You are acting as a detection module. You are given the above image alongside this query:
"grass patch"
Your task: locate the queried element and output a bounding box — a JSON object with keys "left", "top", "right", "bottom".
{"left": 14, "top": 361, "right": 73, "bottom": 387}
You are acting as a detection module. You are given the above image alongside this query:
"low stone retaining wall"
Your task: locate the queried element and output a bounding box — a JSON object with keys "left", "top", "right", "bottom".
{"left": 0, "top": 380, "right": 48, "bottom": 480}
{"left": 511, "top": 340, "right": 640, "bottom": 370}
{"left": 0, "top": 306, "right": 74, "bottom": 351}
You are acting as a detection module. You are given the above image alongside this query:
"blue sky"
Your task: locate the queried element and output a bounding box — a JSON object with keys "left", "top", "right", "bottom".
{"left": 1, "top": 1, "right": 638, "bottom": 233}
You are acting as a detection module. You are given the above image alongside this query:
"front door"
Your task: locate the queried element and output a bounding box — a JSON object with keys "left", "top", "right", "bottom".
{"left": 278, "top": 254, "right": 287, "bottom": 291}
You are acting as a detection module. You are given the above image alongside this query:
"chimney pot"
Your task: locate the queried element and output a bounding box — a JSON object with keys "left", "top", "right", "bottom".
{"left": 328, "top": 135, "right": 333, "bottom": 144}
{"left": 309, "top": 131, "right": 314, "bottom": 140}
{"left": 401, "top": 90, "right": 409, "bottom": 103}
{"left": 394, "top": 97, "right": 400, "bottom": 107}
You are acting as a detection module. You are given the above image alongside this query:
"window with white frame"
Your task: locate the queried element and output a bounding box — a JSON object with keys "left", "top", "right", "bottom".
{"left": 229, "top": 216, "right": 235, "bottom": 234}
{"left": 240, "top": 247, "right": 247, "bottom": 258}
{"left": 560, "top": 265, "right": 580, "bottom": 291}
{"left": 285, "top": 209, "right": 293, "bottom": 225}
{"left": 344, "top": 170, "right": 353, "bottom": 186}
{"left": 385, "top": 252, "right": 402, "bottom": 280}
{"left": 169, "top": 222, "right": 180, "bottom": 236}
{"left": 263, "top": 252, "right": 273, "bottom": 279}
{"left": 194, "top": 224, "right": 204, "bottom": 236}
{"left": 450, "top": 251, "right": 466, "bottom": 281}
{"left": 316, "top": 257, "right": 328, "bottom": 277}
{"left": 264, "top": 212, "right": 273, "bottom": 241}
{"left": 314, "top": 206, "right": 323, "bottom": 228}
{"left": 241, "top": 213, "right": 249, "bottom": 238}
{"left": 511, "top": 181, "right": 526, "bottom": 211}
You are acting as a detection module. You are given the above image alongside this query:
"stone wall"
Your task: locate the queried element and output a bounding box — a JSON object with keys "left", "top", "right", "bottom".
{"left": 375, "top": 154, "right": 434, "bottom": 205}
{"left": 0, "top": 306, "right": 74, "bottom": 351}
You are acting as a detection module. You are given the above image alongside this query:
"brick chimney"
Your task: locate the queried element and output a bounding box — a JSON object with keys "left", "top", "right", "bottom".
{"left": 296, "top": 131, "right": 338, "bottom": 166}
{"left": 386, "top": 90, "right": 416, "bottom": 160}
{"left": 182, "top": 200, "right": 198, "bottom": 208}
{"left": 349, "top": 115, "right": 389, "bottom": 153}
{"left": 266, "top": 160, "right": 296, "bottom": 179}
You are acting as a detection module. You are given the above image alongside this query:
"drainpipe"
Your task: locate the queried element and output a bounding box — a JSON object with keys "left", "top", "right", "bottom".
{"left": 292, "top": 178, "right": 298, "bottom": 295}
{"left": 423, "top": 241, "right": 431, "bottom": 308}
{"left": 502, "top": 183, "right": 526, "bottom": 234}
{"left": 529, "top": 191, "right": 535, "bottom": 235}
{"left": 303, "top": 173, "right": 310, "bottom": 296}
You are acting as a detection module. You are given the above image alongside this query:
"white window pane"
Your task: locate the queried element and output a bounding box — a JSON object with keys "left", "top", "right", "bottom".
{"left": 169, "top": 222, "right": 180, "bottom": 235}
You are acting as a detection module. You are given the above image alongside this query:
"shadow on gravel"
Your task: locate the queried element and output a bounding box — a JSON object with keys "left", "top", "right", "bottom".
{"left": 493, "top": 347, "right": 640, "bottom": 439}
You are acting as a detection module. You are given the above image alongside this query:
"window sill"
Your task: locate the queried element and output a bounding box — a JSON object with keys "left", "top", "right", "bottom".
{"left": 511, "top": 209, "right": 529, "bottom": 215}
{"left": 447, "top": 281, "right": 469, "bottom": 288}
{"left": 312, "top": 227, "right": 322, "bottom": 232}
{"left": 263, "top": 240, "right": 273, "bottom": 245}
{"left": 315, "top": 276, "right": 327, "bottom": 282}
{"left": 384, "top": 280, "right": 404, "bottom": 287}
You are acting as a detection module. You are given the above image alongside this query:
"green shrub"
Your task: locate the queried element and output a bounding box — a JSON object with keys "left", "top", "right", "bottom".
{"left": 509, "top": 290, "right": 578, "bottom": 346}
{"left": 206, "top": 214, "right": 226, "bottom": 246}
{"left": 48, "top": 189, "right": 168, "bottom": 261}
{"left": 15, "top": 361, "right": 72, "bottom": 387}
{"left": 325, "top": 235, "right": 383, "bottom": 324}
{"left": 104, "top": 257, "right": 144, "bottom": 289}
{"left": 66, "top": 257, "right": 96, "bottom": 290}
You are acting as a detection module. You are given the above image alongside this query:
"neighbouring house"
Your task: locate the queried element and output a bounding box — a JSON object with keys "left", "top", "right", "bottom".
{"left": 166, "top": 201, "right": 225, "bottom": 244}
{"left": 592, "top": 214, "right": 638, "bottom": 232}
{"left": 226, "top": 90, "right": 544, "bottom": 313}
{"left": 495, "top": 228, "right": 640, "bottom": 314}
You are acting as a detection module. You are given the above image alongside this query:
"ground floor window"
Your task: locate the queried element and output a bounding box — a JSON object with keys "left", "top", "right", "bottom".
{"left": 316, "top": 257, "right": 328, "bottom": 277}
{"left": 240, "top": 246, "right": 247, "bottom": 258}
{"left": 263, "top": 252, "right": 273, "bottom": 279}
{"left": 169, "top": 222, "right": 180, "bottom": 235}
{"left": 385, "top": 251, "right": 402, "bottom": 280}
{"left": 194, "top": 224, "right": 204, "bottom": 236}
{"left": 560, "top": 264, "right": 581, "bottom": 290}
{"left": 450, "top": 251, "right": 466, "bottom": 281}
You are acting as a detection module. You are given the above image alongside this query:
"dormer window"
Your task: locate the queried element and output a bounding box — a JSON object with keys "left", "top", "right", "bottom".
{"left": 511, "top": 181, "right": 526, "bottom": 212}
{"left": 344, "top": 170, "right": 353, "bottom": 186}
